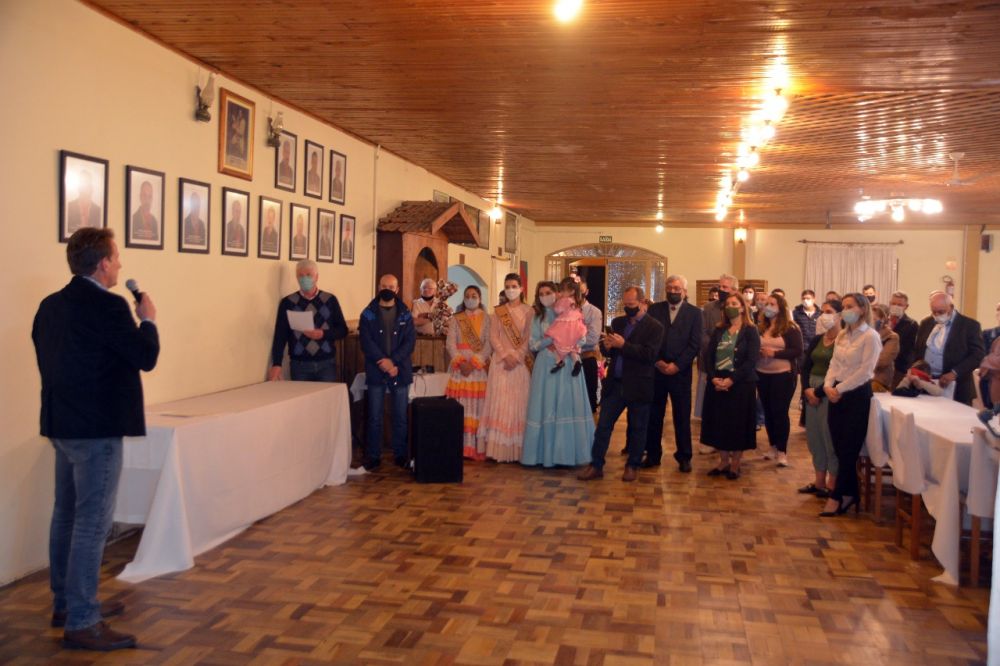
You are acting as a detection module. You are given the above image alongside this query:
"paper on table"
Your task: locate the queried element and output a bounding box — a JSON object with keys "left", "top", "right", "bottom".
{"left": 287, "top": 310, "right": 315, "bottom": 332}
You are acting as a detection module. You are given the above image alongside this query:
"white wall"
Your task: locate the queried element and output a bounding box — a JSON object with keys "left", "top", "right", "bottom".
{"left": 0, "top": 0, "right": 525, "bottom": 584}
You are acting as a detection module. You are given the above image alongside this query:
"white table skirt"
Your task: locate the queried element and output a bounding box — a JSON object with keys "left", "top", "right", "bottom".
{"left": 115, "top": 381, "right": 351, "bottom": 583}
{"left": 989, "top": 445, "right": 1000, "bottom": 665}
{"left": 348, "top": 371, "right": 450, "bottom": 402}
{"left": 865, "top": 393, "right": 991, "bottom": 585}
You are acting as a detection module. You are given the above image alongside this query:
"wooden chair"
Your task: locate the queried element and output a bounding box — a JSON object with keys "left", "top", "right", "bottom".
{"left": 858, "top": 456, "right": 893, "bottom": 523}
{"left": 895, "top": 489, "right": 929, "bottom": 560}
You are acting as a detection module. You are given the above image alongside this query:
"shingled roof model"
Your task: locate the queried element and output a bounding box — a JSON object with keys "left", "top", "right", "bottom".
{"left": 377, "top": 201, "right": 479, "bottom": 246}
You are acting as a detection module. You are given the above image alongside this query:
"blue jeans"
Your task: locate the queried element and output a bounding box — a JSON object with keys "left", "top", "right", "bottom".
{"left": 49, "top": 438, "right": 123, "bottom": 631}
{"left": 590, "top": 379, "right": 650, "bottom": 471}
{"left": 366, "top": 384, "right": 409, "bottom": 461}
{"left": 290, "top": 358, "right": 337, "bottom": 382}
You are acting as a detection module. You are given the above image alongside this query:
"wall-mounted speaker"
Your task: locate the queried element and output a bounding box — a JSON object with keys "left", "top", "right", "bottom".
{"left": 982, "top": 234, "right": 994, "bottom": 253}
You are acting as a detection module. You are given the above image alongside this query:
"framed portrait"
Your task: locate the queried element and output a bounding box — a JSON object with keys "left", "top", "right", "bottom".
{"left": 218, "top": 88, "right": 255, "bottom": 180}
{"left": 328, "top": 150, "right": 347, "bottom": 205}
{"left": 59, "top": 150, "right": 108, "bottom": 242}
{"left": 274, "top": 130, "right": 297, "bottom": 192}
{"left": 221, "top": 187, "right": 250, "bottom": 256}
{"left": 339, "top": 214, "right": 356, "bottom": 265}
{"left": 304, "top": 140, "right": 324, "bottom": 199}
{"left": 475, "top": 209, "right": 490, "bottom": 249}
{"left": 432, "top": 190, "right": 450, "bottom": 203}
{"left": 289, "top": 203, "right": 311, "bottom": 260}
{"left": 125, "top": 166, "right": 165, "bottom": 250}
{"left": 504, "top": 212, "right": 518, "bottom": 254}
{"left": 316, "top": 209, "right": 336, "bottom": 263}
{"left": 178, "top": 178, "right": 210, "bottom": 254}
{"left": 258, "top": 196, "right": 282, "bottom": 259}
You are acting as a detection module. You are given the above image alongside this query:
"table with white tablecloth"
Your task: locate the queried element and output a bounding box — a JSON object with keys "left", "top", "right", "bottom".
{"left": 115, "top": 381, "right": 352, "bottom": 583}
{"left": 865, "top": 393, "right": 997, "bottom": 585}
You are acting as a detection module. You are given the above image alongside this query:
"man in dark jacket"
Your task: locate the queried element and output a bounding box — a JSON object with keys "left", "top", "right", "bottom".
{"left": 578, "top": 286, "right": 664, "bottom": 482}
{"left": 32, "top": 228, "right": 160, "bottom": 651}
{"left": 913, "top": 291, "right": 985, "bottom": 405}
{"left": 792, "top": 289, "right": 820, "bottom": 346}
{"left": 358, "top": 274, "right": 416, "bottom": 470}
{"left": 643, "top": 275, "right": 703, "bottom": 472}
{"left": 888, "top": 290, "right": 919, "bottom": 386}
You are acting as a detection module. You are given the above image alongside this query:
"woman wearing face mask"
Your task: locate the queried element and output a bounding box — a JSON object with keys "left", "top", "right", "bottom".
{"left": 756, "top": 293, "right": 804, "bottom": 467}
{"left": 478, "top": 274, "right": 534, "bottom": 462}
{"left": 820, "top": 293, "right": 882, "bottom": 517}
{"left": 445, "top": 285, "right": 492, "bottom": 460}
{"left": 799, "top": 299, "right": 843, "bottom": 497}
{"left": 701, "top": 293, "right": 761, "bottom": 480}
{"left": 742, "top": 287, "right": 759, "bottom": 323}
{"left": 521, "top": 279, "right": 595, "bottom": 468}
{"left": 871, "top": 304, "right": 900, "bottom": 392}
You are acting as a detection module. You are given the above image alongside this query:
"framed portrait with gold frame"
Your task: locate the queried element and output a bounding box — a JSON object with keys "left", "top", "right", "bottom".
{"left": 218, "top": 88, "right": 255, "bottom": 180}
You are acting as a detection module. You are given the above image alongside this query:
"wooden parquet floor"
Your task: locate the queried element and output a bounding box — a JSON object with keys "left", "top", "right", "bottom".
{"left": 0, "top": 410, "right": 990, "bottom": 665}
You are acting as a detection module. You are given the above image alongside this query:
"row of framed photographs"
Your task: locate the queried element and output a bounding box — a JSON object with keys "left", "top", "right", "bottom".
{"left": 273, "top": 131, "right": 347, "bottom": 204}
{"left": 58, "top": 149, "right": 355, "bottom": 263}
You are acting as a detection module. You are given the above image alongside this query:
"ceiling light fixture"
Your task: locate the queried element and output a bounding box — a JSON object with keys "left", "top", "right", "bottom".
{"left": 655, "top": 224, "right": 664, "bottom": 233}
{"left": 853, "top": 197, "right": 943, "bottom": 222}
{"left": 554, "top": 0, "right": 583, "bottom": 23}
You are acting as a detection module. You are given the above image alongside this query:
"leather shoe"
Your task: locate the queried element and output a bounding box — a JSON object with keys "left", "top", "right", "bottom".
{"left": 639, "top": 458, "right": 660, "bottom": 469}
{"left": 577, "top": 465, "right": 603, "bottom": 481}
{"left": 52, "top": 600, "right": 125, "bottom": 628}
{"left": 62, "top": 621, "right": 136, "bottom": 651}
{"left": 678, "top": 460, "right": 692, "bottom": 473}
{"left": 622, "top": 466, "right": 638, "bottom": 482}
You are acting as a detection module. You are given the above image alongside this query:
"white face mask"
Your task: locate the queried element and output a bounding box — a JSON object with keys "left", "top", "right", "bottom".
{"left": 504, "top": 287, "right": 522, "bottom": 302}
{"left": 933, "top": 312, "right": 950, "bottom": 325}
{"left": 889, "top": 304, "right": 905, "bottom": 318}
{"left": 463, "top": 297, "right": 480, "bottom": 310}
{"left": 815, "top": 312, "right": 839, "bottom": 335}
{"left": 540, "top": 294, "right": 556, "bottom": 308}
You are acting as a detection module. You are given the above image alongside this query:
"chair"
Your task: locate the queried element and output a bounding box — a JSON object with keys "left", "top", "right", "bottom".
{"left": 890, "top": 409, "right": 928, "bottom": 560}
{"left": 858, "top": 456, "right": 893, "bottom": 523}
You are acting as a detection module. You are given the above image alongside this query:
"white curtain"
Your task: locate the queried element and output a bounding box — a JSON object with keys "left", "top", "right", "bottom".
{"left": 803, "top": 243, "right": 897, "bottom": 299}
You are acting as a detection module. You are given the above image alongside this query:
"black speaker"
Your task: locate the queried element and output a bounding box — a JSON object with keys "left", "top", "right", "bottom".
{"left": 410, "top": 397, "right": 464, "bottom": 483}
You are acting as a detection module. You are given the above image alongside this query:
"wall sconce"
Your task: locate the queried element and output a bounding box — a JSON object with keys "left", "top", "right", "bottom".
{"left": 195, "top": 72, "right": 216, "bottom": 122}
{"left": 734, "top": 227, "right": 748, "bottom": 243}
{"left": 488, "top": 204, "right": 503, "bottom": 222}
{"left": 266, "top": 111, "right": 284, "bottom": 148}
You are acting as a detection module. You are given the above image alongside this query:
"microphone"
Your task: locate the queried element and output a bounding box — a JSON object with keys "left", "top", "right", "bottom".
{"left": 125, "top": 278, "right": 143, "bottom": 304}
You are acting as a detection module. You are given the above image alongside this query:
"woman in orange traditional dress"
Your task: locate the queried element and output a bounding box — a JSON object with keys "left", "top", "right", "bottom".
{"left": 446, "top": 285, "right": 491, "bottom": 459}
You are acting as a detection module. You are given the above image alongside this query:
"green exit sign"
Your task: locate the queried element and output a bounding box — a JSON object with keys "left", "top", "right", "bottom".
{"left": 598, "top": 235, "right": 612, "bottom": 243}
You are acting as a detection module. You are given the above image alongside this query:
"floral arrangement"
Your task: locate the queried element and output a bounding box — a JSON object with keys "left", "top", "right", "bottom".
{"left": 431, "top": 279, "right": 458, "bottom": 335}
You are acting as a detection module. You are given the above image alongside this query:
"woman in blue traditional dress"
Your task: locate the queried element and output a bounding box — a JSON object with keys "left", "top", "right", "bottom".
{"left": 521, "top": 278, "right": 595, "bottom": 467}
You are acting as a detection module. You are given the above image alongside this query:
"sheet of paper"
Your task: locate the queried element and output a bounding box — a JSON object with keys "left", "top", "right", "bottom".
{"left": 287, "top": 310, "right": 315, "bottom": 332}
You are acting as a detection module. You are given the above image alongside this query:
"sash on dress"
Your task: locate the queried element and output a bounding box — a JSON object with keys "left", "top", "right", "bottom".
{"left": 497, "top": 304, "right": 533, "bottom": 372}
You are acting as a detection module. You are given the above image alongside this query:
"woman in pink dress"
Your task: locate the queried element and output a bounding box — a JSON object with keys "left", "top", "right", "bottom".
{"left": 446, "top": 285, "right": 491, "bottom": 460}
{"left": 478, "top": 274, "right": 534, "bottom": 462}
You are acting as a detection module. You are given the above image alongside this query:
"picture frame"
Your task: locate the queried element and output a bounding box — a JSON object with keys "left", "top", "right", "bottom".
{"left": 476, "top": 209, "right": 490, "bottom": 249}
{"left": 289, "top": 203, "right": 311, "bottom": 260}
{"left": 125, "top": 166, "right": 165, "bottom": 250}
{"left": 59, "top": 150, "right": 108, "bottom": 242}
{"left": 339, "top": 214, "right": 356, "bottom": 265}
{"left": 258, "top": 196, "right": 282, "bottom": 259}
{"left": 432, "top": 190, "right": 450, "bottom": 203}
{"left": 316, "top": 209, "right": 336, "bottom": 263}
{"left": 178, "top": 178, "right": 210, "bottom": 253}
{"left": 504, "top": 211, "right": 518, "bottom": 254}
{"left": 274, "top": 130, "right": 297, "bottom": 192}
{"left": 221, "top": 187, "right": 250, "bottom": 256}
{"left": 218, "top": 88, "right": 255, "bottom": 180}
{"left": 328, "top": 150, "right": 347, "bottom": 205}
{"left": 304, "top": 140, "right": 324, "bottom": 199}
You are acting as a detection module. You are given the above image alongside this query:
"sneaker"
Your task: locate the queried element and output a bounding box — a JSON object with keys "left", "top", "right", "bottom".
{"left": 776, "top": 452, "right": 789, "bottom": 467}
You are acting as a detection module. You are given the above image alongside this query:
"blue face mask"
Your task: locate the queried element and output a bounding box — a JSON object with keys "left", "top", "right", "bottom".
{"left": 842, "top": 309, "right": 860, "bottom": 325}
{"left": 298, "top": 275, "right": 315, "bottom": 292}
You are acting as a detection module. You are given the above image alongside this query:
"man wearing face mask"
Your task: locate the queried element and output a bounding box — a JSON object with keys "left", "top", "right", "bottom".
{"left": 644, "top": 275, "right": 703, "bottom": 472}
{"left": 411, "top": 278, "right": 441, "bottom": 336}
{"left": 887, "top": 290, "right": 918, "bottom": 387}
{"left": 578, "top": 286, "right": 663, "bottom": 482}
{"left": 913, "top": 290, "right": 985, "bottom": 405}
{"left": 269, "top": 259, "right": 349, "bottom": 382}
{"left": 862, "top": 284, "right": 878, "bottom": 306}
{"left": 792, "top": 290, "right": 821, "bottom": 346}
{"left": 359, "top": 274, "right": 417, "bottom": 470}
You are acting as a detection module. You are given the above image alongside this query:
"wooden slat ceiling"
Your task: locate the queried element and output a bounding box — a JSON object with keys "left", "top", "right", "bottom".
{"left": 89, "top": 0, "right": 1000, "bottom": 225}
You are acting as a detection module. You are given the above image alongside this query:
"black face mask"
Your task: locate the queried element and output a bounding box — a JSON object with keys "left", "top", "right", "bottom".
{"left": 717, "top": 290, "right": 729, "bottom": 302}
{"left": 421, "top": 294, "right": 434, "bottom": 302}
{"left": 624, "top": 306, "right": 640, "bottom": 318}
{"left": 379, "top": 289, "right": 396, "bottom": 303}
{"left": 666, "top": 293, "right": 682, "bottom": 305}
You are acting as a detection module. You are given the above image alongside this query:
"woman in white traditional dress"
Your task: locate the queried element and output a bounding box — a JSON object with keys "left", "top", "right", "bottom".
{"left": 478, "top": 273, "right": 534, "bottom": 462}
{"left": 446, "top": 285, "right": 491, "bottom": 459}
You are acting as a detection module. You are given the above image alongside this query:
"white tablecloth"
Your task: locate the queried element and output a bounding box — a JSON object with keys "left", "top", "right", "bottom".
{"left": 115, "top": 381, "right": 352, "bottom": 582}
{"left": 348, "top": 371, "right": 450, "bottom": 402}
{"left": 989, "top": 443, "right": 1000, "bottom": 665}
{"left": 865, "top": 393, "right": 993, "bottom": 585}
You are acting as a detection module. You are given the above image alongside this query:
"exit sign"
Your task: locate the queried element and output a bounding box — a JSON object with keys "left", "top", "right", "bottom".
{"left": 598, "top": 235, "right": 613, "bottom": 243}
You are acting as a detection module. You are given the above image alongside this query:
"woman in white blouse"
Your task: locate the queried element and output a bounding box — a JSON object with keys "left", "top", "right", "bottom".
{"left": 820, "top": 292, "right": 882, "bottom": 517}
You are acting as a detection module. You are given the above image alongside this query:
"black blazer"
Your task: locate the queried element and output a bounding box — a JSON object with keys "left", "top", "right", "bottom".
{"left": 913, "top": 312, "right": 985, "bottom": 405}
{"left": 891, "top": 314, "right": 919, "bottom": 375}
{"left": 32, "top": 276, "right": 160, "bottom": 438}
{"left": 600, "top": 313, "right": 664, "bottom": 402}
{"left": 705, "top": 324, "right": 760, "bottom": 385}
{"left": 647, "top": 300, "right": 703, "bottom": 377}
